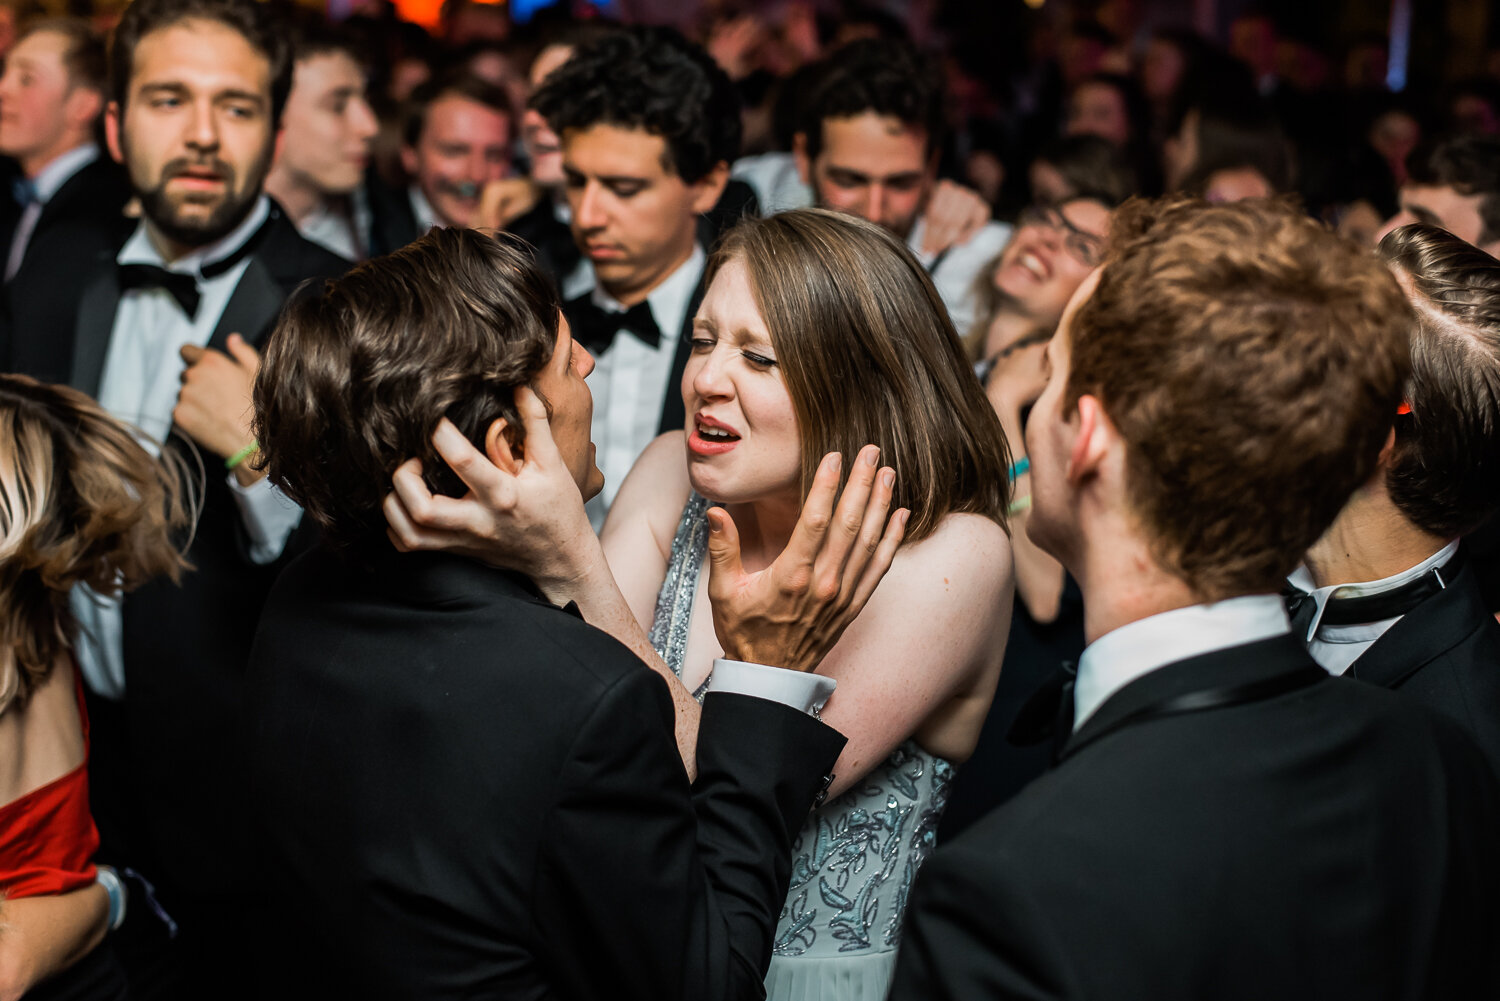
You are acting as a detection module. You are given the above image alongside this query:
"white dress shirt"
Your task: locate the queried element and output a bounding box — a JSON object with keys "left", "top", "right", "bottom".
{"left": 296, "top": 202, "right": 362, "bottom": 261}
{"left": 1073, "top": 595, "right": 1292, "bottom": 731}
{"left": 408, "top": 185, "right": 441, "bottom": 233}
{"left": 5, "top": 143, "right": 98, "bottom": 280}
{"left": 72, "top": 196, "right": 303, "bottom": 698}
{"left": 563, "top": 245, "right": 706, "bottom": 530}
{"left": 1286, "top": 540, "right": 1460, "bottom": 676}
{"left": 906, "top": 217, "right": 1012, "bottom": 339}
{"left": 709, "top": 658, "right": 836, "bottom": 717}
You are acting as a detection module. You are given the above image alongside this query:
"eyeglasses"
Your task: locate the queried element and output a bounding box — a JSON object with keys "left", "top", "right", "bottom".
{"left": 1018, "top": 204, "right": 1106, "bottom": 268}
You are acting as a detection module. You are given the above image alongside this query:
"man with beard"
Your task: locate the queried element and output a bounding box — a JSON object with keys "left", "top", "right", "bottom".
{"left": 7, "top": 0, "right": 347, "bottom": 993}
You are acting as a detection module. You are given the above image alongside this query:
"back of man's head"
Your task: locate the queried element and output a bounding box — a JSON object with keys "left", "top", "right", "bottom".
{"left": 800, "top": 38, "right": 944, "bottom": 162}
{"left": 255, "top": 228, "right": 558, "bottom": 551}
{"left": 1406, "top": 134, "right": 1500, "bottom": 249}
{"left": 1378, "top": 223, "right": 1500, "bottom": 538}
{"left": 528, "top": 26, "right": 738, "bottom": 186}
{"left": 1068, "top": 197, "right": 1412, "bottom": 598}
{"left": 109, "top": 0, "right": 292, "bottom": 124}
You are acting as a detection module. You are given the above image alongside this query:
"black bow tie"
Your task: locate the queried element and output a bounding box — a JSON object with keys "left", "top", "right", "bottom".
{"left": 116, "top": 210, "right": 275, "bottom": 320}
{"left": 563, "top": 294, "right": 662, "bottom": 355}
{"left": 1284, "top": 553, "right": 1458, "bottom": 637}
{"left": 1008, "top": 660, "right": 1077, "bottom": 763}
{"left": 118, "top": 263, "right": 201, "bottom": 318}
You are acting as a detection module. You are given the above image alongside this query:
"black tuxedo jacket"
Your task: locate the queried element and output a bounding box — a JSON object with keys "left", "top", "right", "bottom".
{"left": 0, "top": 156, "right": 133, "bottom": 381}
{"left": 246, "top": 545, "right": 846, "bottom": 1001}
{"left": 891, "top": 633, "right": 1500, "bottom": 1001}
{"left": 1348, "top": 557, "right": 1500, "bottom": 781}
{"left": 14, "top": 204, "right": 349, "bottom": 905}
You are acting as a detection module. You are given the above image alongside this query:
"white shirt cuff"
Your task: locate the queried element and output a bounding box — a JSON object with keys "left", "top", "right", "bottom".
{"left": 226, "top": 472, "right": 303, "bottom": 565}
{"left": 708, "top": 658, "right": 836, "bottom": 716}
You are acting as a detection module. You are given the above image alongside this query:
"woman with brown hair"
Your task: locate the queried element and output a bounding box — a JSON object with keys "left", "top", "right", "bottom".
{"left": 0, "top": 376, "right": 190, "bottom": 1001}
{"left": 387, "top": 208, "right": 1015, "bottom": 1000}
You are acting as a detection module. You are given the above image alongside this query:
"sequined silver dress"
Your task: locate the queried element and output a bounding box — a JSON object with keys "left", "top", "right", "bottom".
{"left": 649, "top": 492, "right": 954, "bottom": 1001}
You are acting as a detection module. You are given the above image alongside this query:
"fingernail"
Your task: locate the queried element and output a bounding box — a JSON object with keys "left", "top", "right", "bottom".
{"left": 863, "top": 446, "right": 879, "bottom": 466}
{"left": 707, "top": 511, "right": 722, "bottom": 533}
{"left": 881, "top": 469, "right": 895, "bottom": 488}
{"left": 824, "top": 453, "right": 842, "bottom": 475}
{"left": 900, "top": 509, "right": 911, "bottom": 527}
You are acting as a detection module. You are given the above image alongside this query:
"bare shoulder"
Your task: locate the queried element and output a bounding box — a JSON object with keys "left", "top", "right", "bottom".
{"left": 880, "top": 512, "right": 1014, "bottom": 607}
{"left": 601, "top": 431, "right": 693, "bottom": 562}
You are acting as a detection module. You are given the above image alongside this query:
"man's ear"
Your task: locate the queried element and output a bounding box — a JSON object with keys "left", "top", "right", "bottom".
{"left": 104, "top": 101, "right": 123, "bottom": 165}
{"left": 484, "top": 417, "right": 521, "bottom": 473}
{"left": 1065, "top": 394, "right": 1115, "bottom": 485}
{"left": 1375, "top": 424, "right": 1399, "bottom": 470}
{"left": 65, "top": 87, "right": 103, "bottom": 134}
{"left": 271, "top": 125, "right": 287, "bottom": 168}
{"left": 400, "top": 144, "right": 419, "bottom": 180}
{"left": 688, "top": 160, "right": 730, "bottom": 215}
{"left": 792, "top": 131, "right": 811, "bottom": 185}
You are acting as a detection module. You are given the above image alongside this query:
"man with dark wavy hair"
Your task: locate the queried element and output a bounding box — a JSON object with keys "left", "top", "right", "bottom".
{"left": 1287, "top": 224, "right": 1500, "bottom": 780}
{"left": 243, "top": 226, "right": 902, "bottom": 1001}
{"left": 530, "top": 25, "right": 738, "bottom": 527}
{"left": 891, "top": 198, "right": 1500, "bottom": 1000}
{"left": 1379, "top": 134, "right": 1500, "bottom": 257}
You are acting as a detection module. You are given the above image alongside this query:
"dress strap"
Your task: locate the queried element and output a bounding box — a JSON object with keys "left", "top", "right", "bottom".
{"left": 648, "top": 492, "right": 713, "bottom": 700}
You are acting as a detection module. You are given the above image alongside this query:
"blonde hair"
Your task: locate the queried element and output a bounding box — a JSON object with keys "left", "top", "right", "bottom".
{"left": 0, "top": 376, "right": 193, "bottom": 713}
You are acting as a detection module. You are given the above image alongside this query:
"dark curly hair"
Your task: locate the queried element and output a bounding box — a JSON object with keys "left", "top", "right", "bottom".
{"left": 109, "top": 0, "right": 293, "bottom": 124}
{"left": 1378, "top": 224, "right": 1500, "bottom": 538}
{"left": 800, "top": 38, "right": 946, "bottom": 161}
{"left": 1407, "top": 134, "right": 1500, "bottom": 247}
{"left": 528, "top": 25, "right": 740, "bottom": 185}
{"left": 253, "top": 228, "right": 560, "bottom": 552}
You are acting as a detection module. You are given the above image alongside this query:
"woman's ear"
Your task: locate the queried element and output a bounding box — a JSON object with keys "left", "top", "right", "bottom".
{"left": 485, "top": 417, "right": 521, "bottom": 473}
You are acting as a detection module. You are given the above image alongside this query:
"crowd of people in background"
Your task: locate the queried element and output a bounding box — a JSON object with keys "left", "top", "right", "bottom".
{"left": 0, "top": 0, "right": 1498, "bottom": 998}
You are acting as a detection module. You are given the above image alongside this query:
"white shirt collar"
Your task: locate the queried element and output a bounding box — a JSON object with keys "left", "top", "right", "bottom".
{"left": 408, "top": 185, "right": 440, "bottom": 233}
{"left": 1073, "top": 595, "right": 1292, "bottom": 731}
{"left": 30, "top": 143, "right": 98, "bottom": 203}
{"left": 117, "top": 194, "right": 271, "bottom": 277}
{"left": 1286, "top": 539, "right": 1460, "bottom": 643}
{"left": 588, "top": 243, "right": 706, "bottom": 341}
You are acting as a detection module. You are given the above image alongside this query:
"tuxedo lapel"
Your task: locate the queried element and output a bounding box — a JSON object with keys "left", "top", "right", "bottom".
{"left": 1353, "top": 560, "right": 1489, "bottom": 690}
{"left": 656, "top": 273, "right": 708, "bottom": 436}
{"left": 1061, "top": 633, "right": 1318, "bottom": 761}
{"left": 69, "top": 267, "right": 122, "bottom": 396}
{"left": 210, "top": 256, "right": 283, "bottom": 353}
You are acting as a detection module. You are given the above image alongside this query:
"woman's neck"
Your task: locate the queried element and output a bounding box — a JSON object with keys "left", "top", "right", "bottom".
{"left": 723, "top": 490, "right": 802, "bottom": 573}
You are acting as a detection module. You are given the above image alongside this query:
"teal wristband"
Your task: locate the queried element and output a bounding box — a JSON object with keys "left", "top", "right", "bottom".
{"left": 225, "top": 440, "right": 259, "bottom": 470}
{"left": 1008, "top": 456, "right": 1030, "bottom": 482}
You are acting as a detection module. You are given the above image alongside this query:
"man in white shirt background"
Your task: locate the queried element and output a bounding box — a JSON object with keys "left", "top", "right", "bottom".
{"left": 263, "top": 15, "right": 378, "bottom": 262}
{"left": 364, "top": 71, "right": 512, "bottom": 255}
{"left": 891, "top": 197, "right": 1500, "bottom": 1000}
{"left": 733, "top": 37, "right": 1009, "bottom": 338}
{"left": 0, "top": 18, "right": 133, "bottom": 379}
{"left": 530, "top": 26, "right": 738, "bottom": 528}
{"left": 6, "top": 0, "right": 350, "bottom": 993}
{"left": 1288, "top": 222, "right": 1500, "bottom": 779}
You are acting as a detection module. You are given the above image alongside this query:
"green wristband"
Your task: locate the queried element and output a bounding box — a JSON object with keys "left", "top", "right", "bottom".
{"left": 225, "top": 440, "right": 259, "bottom": 470}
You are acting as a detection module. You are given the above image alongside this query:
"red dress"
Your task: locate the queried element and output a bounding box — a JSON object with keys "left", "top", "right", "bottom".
{"left": 0, "top": 668, "right": 99, "bottom": 899}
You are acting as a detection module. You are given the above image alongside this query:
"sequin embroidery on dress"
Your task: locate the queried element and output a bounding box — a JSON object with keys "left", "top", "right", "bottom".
{"left": 648, "top": 492, "right": 954, "bottom": 1001}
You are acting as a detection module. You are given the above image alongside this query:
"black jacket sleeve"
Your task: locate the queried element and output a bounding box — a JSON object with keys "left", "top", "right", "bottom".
{"left": 531, "top": 674, "right": 845, "bottom": 1001}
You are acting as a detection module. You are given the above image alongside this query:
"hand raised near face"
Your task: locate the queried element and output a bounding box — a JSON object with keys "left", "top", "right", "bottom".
{"left": 382, "top": 387, "right": 598, "bottom": 591}
{"left": 705, "top": 445, "right": 908, "bottom": 673}
{"left": 174, "top": 333, "right": 263, "bottom": 485}
{"left": 475, "top": 178, "right": 543, "bottom": 232}
{"left": 984, "top": 334, "right": 1051, "bottom": 421}
{"left": 919, "top": 180, "right": 992, "bottom": 257}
